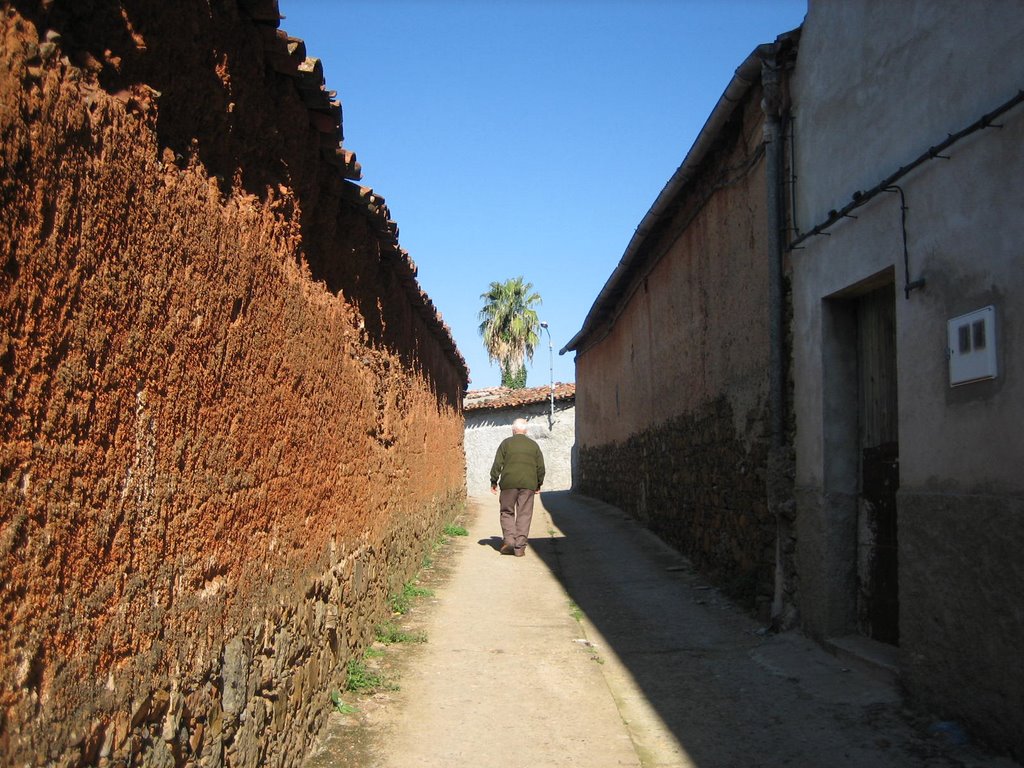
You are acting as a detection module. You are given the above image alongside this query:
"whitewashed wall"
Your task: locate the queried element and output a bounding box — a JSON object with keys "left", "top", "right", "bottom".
{"left": 464, "top": 400, "right": 576, "bottom": 494}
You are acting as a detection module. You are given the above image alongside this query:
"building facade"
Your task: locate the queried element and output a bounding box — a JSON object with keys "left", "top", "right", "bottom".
{"left": 464, "top": 384, "right": 576, "bottom": 494}
{"left": 566, "top": 0, "right": 1023, "bottom": 757}
{"left": 562, "top": 34, "right": 799, "bottom": 620}
{"left": 789, "top": 0, "right": 1024, "bottom": 756}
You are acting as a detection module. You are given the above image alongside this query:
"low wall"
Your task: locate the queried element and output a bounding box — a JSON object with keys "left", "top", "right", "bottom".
{"left": 464, "top": 401, "right": 576, "bottom": 494}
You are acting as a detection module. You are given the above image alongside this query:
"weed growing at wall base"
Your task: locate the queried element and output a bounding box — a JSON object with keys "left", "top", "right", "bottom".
{"left": 345, "top": 659, "right": 398, "bottom": 693}
{"left": 389, "top": 582, "right": 434, "bottom": 615}
{"left": 421, "top": 516, "right": 468, "bottom": 570}
{"left": 376, "top": 621, "right": 427, "bottom": 644}
{"left": 568, "top": 599, "right": 583, "bottom": 623}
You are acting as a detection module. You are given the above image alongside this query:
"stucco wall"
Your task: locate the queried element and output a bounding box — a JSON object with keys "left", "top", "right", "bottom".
{"left": 572, "top": 86, "right": 780, "bottom": 614}
{"left": 790, "top": 0, "right": 1024, "bottom": 757}
{"left": 0, "top": 5, "right": 466, "bottom": 767}
{"left": 574, "top": 113, "right": 771, "bottom": 448}
{"left": 464, "top": 401, "right": 576, "bottom": 495}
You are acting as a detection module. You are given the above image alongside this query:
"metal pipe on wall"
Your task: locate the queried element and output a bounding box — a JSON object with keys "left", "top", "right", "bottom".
{"left": 763, "top": 53, "right": 790, "bottom": 626}
{"left": 763, "top": 58, "right": 786, "bottom": 454}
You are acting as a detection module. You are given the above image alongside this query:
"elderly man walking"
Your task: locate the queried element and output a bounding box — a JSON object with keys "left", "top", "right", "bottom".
{"left": 489, "top": 418, "right": 545, "bottom": 557}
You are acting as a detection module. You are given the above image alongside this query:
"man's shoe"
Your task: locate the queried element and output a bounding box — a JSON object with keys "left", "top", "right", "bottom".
{"left": 500, "top": 543, "right": 514, "bottom": 555}
{"left": 514, "top": 549, "right": 525, "bottom": 557}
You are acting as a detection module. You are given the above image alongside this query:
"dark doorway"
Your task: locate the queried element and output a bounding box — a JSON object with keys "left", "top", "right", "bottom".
{"left": 855, "top": 284, "right": 899, "bottom": 645}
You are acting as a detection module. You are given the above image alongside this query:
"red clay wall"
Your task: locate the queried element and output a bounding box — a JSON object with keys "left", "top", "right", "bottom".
{"left": 0, "top": 3, "right": 466, "bottom": 766}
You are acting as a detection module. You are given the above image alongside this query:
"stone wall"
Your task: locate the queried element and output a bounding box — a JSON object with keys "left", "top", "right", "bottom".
{"left": 578, "top": 396, "right": 776, "bottom": 613}
{"left": 0, "top": 4, "right": 466, "bottom": 767}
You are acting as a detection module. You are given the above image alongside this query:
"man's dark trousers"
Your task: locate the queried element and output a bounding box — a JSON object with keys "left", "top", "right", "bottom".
{"left": 499, "top": 488, "right": 535, "bottom": 556}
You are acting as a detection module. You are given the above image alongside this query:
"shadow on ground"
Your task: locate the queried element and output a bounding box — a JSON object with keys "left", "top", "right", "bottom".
{"left": 525, "top": 490, "right": 1018, "bottom": 768}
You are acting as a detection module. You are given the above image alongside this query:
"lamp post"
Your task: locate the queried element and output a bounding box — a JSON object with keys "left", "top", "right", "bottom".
{"left": 540, "top": 321, "right": 554, "bottom": 430}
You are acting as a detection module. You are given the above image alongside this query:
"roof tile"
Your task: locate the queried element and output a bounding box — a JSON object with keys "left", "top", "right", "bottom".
{"left": 464, "top": 383, "right": 575, "bottom": 412}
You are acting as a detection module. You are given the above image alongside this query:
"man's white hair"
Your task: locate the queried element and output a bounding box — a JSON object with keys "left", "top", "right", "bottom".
{"left": 512, "top": 418, "right": 529, "bottom": 433}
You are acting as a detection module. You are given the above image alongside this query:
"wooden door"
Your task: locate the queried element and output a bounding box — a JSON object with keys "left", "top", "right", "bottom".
{"left": 856, "top": 284, "right": 899, "bottom": 645}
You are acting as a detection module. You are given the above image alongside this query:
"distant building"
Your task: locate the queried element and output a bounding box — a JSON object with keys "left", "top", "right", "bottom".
{"left": 464, "top": 384, "right": 576, "bottom": 494}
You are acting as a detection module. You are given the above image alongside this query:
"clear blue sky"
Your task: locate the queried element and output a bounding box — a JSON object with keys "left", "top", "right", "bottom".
{"left": 280, "top": 1, "right": 807, "bottom": 389}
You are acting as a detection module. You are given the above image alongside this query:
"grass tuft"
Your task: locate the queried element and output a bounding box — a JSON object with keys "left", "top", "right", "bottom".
{"left": 345, "top": 659, "right": 397, "bottom": 693}
{"left": 568, "top": 599, "right": 583, "bottom": 623}
{"left": 443, "top": 522, "right": 469, "bottom": 537}
{"left": 376, "top": 621, "right": 427, "bottom": 645}
{"left": 389, "top": 582, "right": 434, "bottom": 615}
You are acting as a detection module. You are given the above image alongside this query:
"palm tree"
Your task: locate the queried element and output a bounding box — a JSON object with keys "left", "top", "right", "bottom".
{"left": 478, "top": 277, "right": 542, "bottom": 388}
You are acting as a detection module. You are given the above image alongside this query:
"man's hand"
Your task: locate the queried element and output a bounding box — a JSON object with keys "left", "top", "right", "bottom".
{"left": 490, "top": 486, "right": 498, "bottom": 495}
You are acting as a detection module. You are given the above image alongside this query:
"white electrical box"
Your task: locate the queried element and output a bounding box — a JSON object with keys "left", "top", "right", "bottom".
{"left": 947, "top": 306, "right": 997, "bottom": 386}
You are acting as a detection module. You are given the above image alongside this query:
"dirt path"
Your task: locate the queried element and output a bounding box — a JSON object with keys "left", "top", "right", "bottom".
{"left": 304, "top": 492, "right": 1020, "bottom": 768}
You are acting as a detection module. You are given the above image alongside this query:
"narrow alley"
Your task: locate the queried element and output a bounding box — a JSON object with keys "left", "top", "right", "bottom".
{"left": 304, "top": 494, "right": 1021, "bottom": 768}
{"left": 4, "top": 4, "right": 1023, "bottom": 766}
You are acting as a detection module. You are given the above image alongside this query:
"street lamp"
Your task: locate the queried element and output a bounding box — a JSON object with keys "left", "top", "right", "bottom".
{"left": 540, "top": 321, "right": 554, "bottom": 430}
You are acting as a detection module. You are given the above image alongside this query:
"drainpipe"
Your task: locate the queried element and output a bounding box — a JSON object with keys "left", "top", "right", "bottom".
{"left": 762, "top": 51, "right": 789, "bottom": 625}
{"left": 764, "top": 57, "right": 785, "bottom": 454}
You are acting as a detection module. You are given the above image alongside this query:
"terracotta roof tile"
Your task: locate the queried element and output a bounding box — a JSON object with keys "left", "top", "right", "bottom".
{"left": 464, "top": 383, "right": 575, "bottom": 412}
